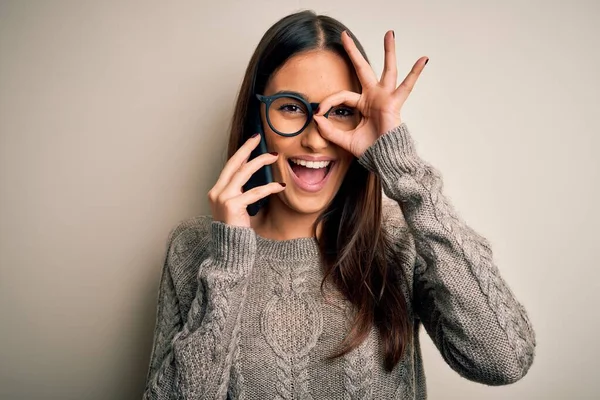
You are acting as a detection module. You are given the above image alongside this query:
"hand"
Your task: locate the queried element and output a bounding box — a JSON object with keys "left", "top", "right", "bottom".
{"left": 314, "top": 30, "right": 428, "bottom": 157}
{"left": 207, "top": 134, "right": 285, "bottom": 228}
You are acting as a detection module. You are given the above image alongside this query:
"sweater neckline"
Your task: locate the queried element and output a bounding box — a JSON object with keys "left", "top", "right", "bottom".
{"left": 255, "top": 234, "right": 320, "bottom": 261}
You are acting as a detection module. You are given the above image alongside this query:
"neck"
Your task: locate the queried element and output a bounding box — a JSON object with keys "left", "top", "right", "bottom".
{"left": 251, "top": 196, "right": 321, "bottom": 241}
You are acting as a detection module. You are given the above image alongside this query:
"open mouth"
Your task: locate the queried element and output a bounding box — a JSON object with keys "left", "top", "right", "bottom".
{"left": 287, "top": 158, "right": 335, "bottom": 189}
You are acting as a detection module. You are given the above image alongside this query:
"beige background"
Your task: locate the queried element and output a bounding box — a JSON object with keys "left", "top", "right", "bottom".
{"left": 1, "top": 0, "right": 598, "bottom": 399}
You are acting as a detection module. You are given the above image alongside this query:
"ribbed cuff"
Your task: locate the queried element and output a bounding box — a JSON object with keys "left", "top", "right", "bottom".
{"left": 358, "top": 123, "right": 424, "bottom": 175}
{"left": 210, "top": 221, "right": 256, "bottom": 275}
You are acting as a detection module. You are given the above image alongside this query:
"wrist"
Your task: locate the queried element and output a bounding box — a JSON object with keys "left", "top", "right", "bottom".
{"left": 358, "top": 123, "right": 423, "bottom": 174}
{"left": 211, "top": 221, "right": 256, "bottom": 275}
{"left": 354, "top": 118, "right": 403, "bottom": 158}
{"left": 377, "top": 115, "right": 403, "bottom": 138}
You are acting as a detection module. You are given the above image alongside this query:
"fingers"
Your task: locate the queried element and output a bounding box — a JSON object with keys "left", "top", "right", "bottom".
{"left": 314, "top": 114, "right": 353, "bottom": 151}
{"left": 341, "top": 31, "right": 378, "bottom": 89}
{"left": 394, "top": 56, "right": 428, "bottom": 99}
{"left": 380, "top": 30, "right": 398, "bottom": 90}
{"left": 212, "top": 133, "right": 261, "bottom": 193}
{"left": 209, "top": 178, "right": 284, "bottom": 227}
{"left": 222, "top": 151, "right": 279, "bottom": 197}
{"left": 315, "top": 90, "right": 361, "bottom": 117}
{"left": 235, "top": 182, "right": 286, "bottom": 207}
{"left": 208, "top": 146, "right": 283, "bottom": 226}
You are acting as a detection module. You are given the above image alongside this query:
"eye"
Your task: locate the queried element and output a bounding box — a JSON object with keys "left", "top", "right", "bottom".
{"left": 277, "top": 103, "right": 306, "bottom": 114}
{"left": 330, "top": 106, "right": 355, "bottom": 118}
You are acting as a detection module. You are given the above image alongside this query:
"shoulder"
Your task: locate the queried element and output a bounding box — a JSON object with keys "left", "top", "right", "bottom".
{"left": 165, "top": 215, "right": 214, "bottom": 277}
{"left": 153, "top": 215, "right": 213, "bottom": 317}
{"left": 167, "top": 215, "right": 213, "bottom": 247}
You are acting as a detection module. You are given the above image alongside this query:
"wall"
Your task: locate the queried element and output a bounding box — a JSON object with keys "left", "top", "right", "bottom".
{"left": 1, "top": 0, "right": 598, "bottom": 399}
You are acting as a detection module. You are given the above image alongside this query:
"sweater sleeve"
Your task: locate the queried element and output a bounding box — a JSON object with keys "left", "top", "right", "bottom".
{"left": 358, "top": 123, "right": 536, "bottom": 385}
{"left": 143, "top": 218, "right": 256, "bottom": 399}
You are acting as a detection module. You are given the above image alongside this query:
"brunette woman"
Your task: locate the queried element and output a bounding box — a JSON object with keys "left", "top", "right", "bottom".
{"left": 143, "top": 10, "right": 535, "bottom": 400}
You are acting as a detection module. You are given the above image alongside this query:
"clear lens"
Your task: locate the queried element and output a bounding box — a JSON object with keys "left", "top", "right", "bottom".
{"left": 268, "top": 96, "right": 309, "bottom": 135}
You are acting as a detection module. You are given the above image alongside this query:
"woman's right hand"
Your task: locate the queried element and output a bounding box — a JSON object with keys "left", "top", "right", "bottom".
{"left": 207, "top": 133, "right": 285, "bottom": 228}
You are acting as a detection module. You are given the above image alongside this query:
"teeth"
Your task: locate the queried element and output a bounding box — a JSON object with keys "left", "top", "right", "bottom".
{"left": 290, "top": 158, "right": 331, "bottom": 169}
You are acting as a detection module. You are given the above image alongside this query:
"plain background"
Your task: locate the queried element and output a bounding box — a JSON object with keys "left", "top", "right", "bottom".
{"left": 1, "top": 0, "right": 598, "bottom": 399}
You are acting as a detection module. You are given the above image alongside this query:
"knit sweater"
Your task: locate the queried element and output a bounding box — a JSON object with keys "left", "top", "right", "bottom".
{"left": 142, "top": 123, "right": 536, "bottom": 400}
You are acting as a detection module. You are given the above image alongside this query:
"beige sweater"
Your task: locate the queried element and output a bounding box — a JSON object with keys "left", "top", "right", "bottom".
{"left": 143, "top": 123, "right": 536, "bottom": 399}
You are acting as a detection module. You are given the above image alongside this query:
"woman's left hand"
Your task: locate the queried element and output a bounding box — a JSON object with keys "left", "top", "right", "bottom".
{"left": 314, "top": 30, "right": 428, "bottom": 158}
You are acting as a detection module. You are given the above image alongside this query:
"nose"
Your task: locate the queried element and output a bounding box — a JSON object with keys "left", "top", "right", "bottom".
{"left": 300, "top": 120, "right": 329, "bottom": 152}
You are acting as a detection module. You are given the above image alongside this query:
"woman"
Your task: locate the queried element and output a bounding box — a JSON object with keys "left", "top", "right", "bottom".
{"left": 143, "top": 10, "right": 536, "bottom": 399}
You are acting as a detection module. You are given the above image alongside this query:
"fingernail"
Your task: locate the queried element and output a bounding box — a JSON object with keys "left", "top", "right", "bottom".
{"left": 251, "top": 133, "right": 259, "bottom": 138}
{"left": 315, "top": 106, "right": 320, "bottom": 114}
{"left": 279, "top": 182, "right": 286, "bottom": 187}
{"left": 269, "top": 152, "right": 278, "bottom": 156}
{"left": 392, "top": 30, "right": 395, "bottom": 39}
{"left": 425, "top": 58, "right": 429, "bottom": 66}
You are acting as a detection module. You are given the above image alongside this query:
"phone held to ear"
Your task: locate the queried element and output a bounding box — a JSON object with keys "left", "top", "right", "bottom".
{"left": 243, "top": 114, "right": 273, "bottom": 216}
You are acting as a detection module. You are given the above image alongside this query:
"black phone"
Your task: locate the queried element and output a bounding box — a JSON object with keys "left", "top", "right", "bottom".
{"left": 243, "top": 113, "right": 273, "bottom": 216}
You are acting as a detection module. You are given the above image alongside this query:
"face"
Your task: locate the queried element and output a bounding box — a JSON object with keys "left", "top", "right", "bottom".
{"left": 261, "top": 50, "right": 359, "bottom": 216}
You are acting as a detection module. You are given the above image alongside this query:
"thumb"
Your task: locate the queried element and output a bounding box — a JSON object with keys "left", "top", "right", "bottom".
{"left": 314, "top": 115, "right": 352, "bottom": 152}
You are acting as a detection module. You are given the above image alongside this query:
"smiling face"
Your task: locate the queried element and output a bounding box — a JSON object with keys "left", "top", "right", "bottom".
{"left": 261, "top": 50, "right": 359, "bottom": 216}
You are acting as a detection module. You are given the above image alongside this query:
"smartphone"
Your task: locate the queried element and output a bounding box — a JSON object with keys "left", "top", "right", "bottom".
{"left": 243, "top": 113, "right": 273, "bottom": 216}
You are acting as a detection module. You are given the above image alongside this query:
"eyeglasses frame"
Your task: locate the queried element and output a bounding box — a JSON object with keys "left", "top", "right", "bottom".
{"left": 255, "top": 93, "right": 334, "bottom": 137}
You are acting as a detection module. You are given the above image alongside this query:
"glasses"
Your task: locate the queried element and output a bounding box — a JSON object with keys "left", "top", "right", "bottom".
{"left": 256, "top": 92, "right": 360, "bottom": 137}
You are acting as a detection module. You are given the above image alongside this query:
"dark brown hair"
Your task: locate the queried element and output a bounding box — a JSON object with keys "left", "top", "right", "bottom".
{"left": 227, "top": 10, "right": 412, "bottom": 372}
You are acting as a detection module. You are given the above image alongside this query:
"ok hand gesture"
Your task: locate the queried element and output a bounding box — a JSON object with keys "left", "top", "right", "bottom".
{"left": 314, "top": 30, "right": 428, "bottom": 157}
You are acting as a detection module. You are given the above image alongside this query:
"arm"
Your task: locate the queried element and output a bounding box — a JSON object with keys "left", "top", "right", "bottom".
{"left": 143, "top": 218, "right": 256, "bottom": 399}
{"left": 143, "top": 106, "right": 282, "bottom": 399}
{"left": 358, "top": 123, "right": 536, "bottom": 385}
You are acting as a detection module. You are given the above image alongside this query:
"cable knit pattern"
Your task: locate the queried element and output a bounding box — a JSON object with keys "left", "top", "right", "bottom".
{"left": 144, "top": 264, "right": 182, "bottom": 400}
{"left": 393, "top": 340, "right": 415, "bottom": 400}
{"left": 142, "top": 123, "right": 536, "bottom": 399}
{"left": 227, "top": 324, "right": 246, "bottom": 400}
{"left": 359, "top": 123, "right": 536, "bottom": 385}
{"left": 342, "top": 329, "right": 374, "bottom": 400}
{"left": 261, "top": 260, "right": 322, "bottom": 400}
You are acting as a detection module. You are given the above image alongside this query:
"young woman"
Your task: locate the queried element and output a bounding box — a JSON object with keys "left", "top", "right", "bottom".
{"left": 143, "top": 10, "right": 536, "bottom": 400}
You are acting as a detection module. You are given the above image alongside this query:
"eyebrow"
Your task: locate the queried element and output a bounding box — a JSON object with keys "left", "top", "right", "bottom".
{"left": 272, "top": 90, "right": 311, "bottom": 101}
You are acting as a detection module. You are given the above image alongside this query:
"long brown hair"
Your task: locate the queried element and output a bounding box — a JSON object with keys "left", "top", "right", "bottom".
{"left": 227, "top": 10, "right": 412, "bottom": 372}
